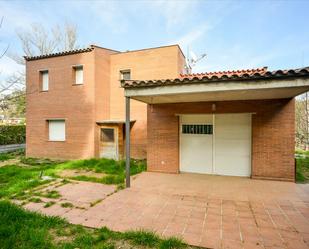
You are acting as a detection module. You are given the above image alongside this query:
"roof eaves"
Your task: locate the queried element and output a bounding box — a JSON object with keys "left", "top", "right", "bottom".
{"left": 121, "top": 66, "right": 309, "bottom": 89}
{"left": 24, "top": 47, "right": 94, "bottom": 61}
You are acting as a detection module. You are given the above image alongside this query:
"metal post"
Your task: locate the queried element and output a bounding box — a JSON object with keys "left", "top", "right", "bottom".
{"left": 125, "top": 96, "right": 130, "bottom": 188}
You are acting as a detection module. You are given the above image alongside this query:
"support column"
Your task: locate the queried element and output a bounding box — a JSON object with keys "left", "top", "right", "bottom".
{"left": 125, "top": 96, "right": 130, "bottom": 188}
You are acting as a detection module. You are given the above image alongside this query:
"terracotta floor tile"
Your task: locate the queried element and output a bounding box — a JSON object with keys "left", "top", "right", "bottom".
{"left": 285, "top": 239, "right": 309, "bottom": 249}
{"left": 26, "top": 172, "right": 309, "bottom": 248}
{"left": 200, "top": 236, "right": 222, "bottom": 249}
{"left": 222, "top": 229, "right": 242, "bottom": 241}
{"left": 184, "top": 223, "right": 203, "bottom": 234}
{"left": 221, "top": 239, "right": 244, "bottom": 249}
{"left": 182, "top": 232, "right": 201, "bottom": 246}
{"left": 243, "top": 241, "right": 264, "bottom": 249}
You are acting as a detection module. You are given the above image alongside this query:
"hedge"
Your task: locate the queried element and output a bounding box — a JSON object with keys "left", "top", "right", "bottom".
{"left": 0, "top": 125, "right": 26, "bottom": 145}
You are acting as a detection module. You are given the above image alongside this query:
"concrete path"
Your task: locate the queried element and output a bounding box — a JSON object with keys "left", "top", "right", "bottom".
{"left": 0, "top": 144, "right": 25, "bottom": 153}
{"left": 23, "top": 173, "right": 309, "bottom": 249}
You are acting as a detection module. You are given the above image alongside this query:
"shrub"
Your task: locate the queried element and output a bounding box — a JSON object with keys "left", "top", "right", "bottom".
{"left": 0, "top": 125, "right": 26, "bottom": 145}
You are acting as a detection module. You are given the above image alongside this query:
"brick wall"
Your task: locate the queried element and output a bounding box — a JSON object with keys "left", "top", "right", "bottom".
{"left": 147, "top": 98, "right": 295, "bottom": 181}
{"left": 26, "top": 51, "right": 97, "bottom": 159}
{"left": 109, "top": 45, "right": 185, "bottom": 159}
{"left": 26, "top": 45, "right": 185, "bottom": 160}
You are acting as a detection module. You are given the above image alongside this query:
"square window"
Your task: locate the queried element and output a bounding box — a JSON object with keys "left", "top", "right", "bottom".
{"left": 101, "top": 128, "right": 115, "bottom": 142}
{"left": 40, "top": 70, "right": 49, "bottom": 91}
{"left": 48, "top": 120, "right": 65, "bottom": 141}
{"left": 120, "top": 70, "right": 131, "bottom": 80}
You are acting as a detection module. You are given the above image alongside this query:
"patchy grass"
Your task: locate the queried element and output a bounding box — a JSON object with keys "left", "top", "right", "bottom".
{"left": 60, "top": 202, "right": 74, "bottom": 208}
{"left": 0, "top": 165, "right": 52, "bottom": 199}
{"left": 0, "top": 149, "right": 24, "bottom": 161}
{"left": 296, "top": 151, "right": 309, "bottom": 183}
{"left": 122, "top": 229, "right": 160, "bottom": 247}
{"left": 0, "top": 201, "right": 197, "bottom": 249}
{"left": 37, "top": 190, "right": 61, "bottom": 199}
{"left": 0, "top": 153, "right": 12, "bottom": 162}
{"left": 0, "top": 151, "right": 146, "bottom": 200}
{"left": 46, "top": 158, "right": 146, "bottom": 188}
{"left": 44, "top": 201, "right": 56, "bottom": 208}
{"left": 19, "top": 157, "right": 62, "bottom": 166}
{"left": 29, "top": 197, "right": 42, "bottom": 203}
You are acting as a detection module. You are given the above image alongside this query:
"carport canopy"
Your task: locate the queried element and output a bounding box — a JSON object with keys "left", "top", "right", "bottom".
{"left": 121, "top": 66, "right": 309, "bottom": 187}
{"left": 122, "top": 67, "right": 309, "bottom": 104}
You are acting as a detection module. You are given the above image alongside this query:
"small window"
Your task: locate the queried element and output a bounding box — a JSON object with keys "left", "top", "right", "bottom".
{"left": 73, "top": 65, "right": 83, "bottom": 85}
{"left": 120, "top": 70, "right": 131, "bottom": 80}
{"left": 40, "top": 70, "right": 49, "bottom": 91}
{"left": 101, "top": 128, "right": 115, "bottom": 142}
{"left": 48, "top": 120, "right": 65, "bottom": 141}
{"left": 182, "top": 124, "right": 213, "bottom": 135}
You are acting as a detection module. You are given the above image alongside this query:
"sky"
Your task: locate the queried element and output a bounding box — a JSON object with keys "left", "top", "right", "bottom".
{"left": 0, "top": 0, "right": 309, "bottom": 78}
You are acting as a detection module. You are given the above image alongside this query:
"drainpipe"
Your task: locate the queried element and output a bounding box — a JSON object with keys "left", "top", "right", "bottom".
{"left": 125, "top": 96, "right": 131, "bottom": 188}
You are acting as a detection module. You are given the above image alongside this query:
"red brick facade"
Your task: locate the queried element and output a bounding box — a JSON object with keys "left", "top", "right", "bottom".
{"left": 26, "top": 45, "right": 185, "bottom": 160}
{"left": 147, "top": 98, "right": 295, "bottom": 181}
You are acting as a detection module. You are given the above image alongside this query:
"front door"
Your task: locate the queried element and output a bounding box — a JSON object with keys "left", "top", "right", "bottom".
{"left": 100, "top": 127, "right": 118, "bottom": 159}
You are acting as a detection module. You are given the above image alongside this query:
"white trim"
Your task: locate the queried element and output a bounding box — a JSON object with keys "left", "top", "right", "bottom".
{"left": 48, "top": 119, "right": 65, "bottom": 142}
{"left": 125, "top": 78, "right": 309, "bottom": 98}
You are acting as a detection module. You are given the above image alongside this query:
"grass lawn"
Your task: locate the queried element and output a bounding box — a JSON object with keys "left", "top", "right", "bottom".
{"left": 0, "top": 201, "right": 196, "bottom": 249}
{"left": 0, "top": 152, "right": 197, "bottom": 249}
{"left": 0, "top": 149, "right": 24, "bottom": 161}
{"left": 0, "top": 150, "right": 146, "bottom": 200}
{"left": 296, "top": 149, "right": 309, "bottom": 183}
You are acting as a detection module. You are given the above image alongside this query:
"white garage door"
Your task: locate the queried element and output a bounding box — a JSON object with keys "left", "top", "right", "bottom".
{"left": 180, "top": 115, "right": 213, "bottom": 174}
{"left": 180, "top": 113, "right": 251, "bottom": 177}
{"left": 214, "top": 114, "right": 251, "bottom": 177}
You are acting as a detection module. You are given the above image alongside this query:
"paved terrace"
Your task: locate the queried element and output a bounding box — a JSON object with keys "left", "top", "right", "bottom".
{"left": 24, "top": 172, "right": 309, "bottom": 249}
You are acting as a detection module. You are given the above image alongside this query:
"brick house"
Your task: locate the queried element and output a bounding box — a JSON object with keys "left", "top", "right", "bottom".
{"left": 26, "top": 44, "right": 309, "bottom": 181}
{"left": 25, "top": 45, "right": 185, "bottom": 160}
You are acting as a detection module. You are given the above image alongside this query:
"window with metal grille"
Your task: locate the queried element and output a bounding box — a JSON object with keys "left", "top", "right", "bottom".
{"left": 182, "top": 124, "right": 213, "bottom": 134}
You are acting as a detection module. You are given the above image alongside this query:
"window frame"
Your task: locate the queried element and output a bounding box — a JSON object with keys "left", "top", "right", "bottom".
{"left": 40, "top": 70, "right": 49, "bottom": 92}
{"left": 100, "top": 128, "right": 115, "bottom": 143}
{"left": 182, "top": 124, "right": 213, "bottom": 135}
{"left": 120, "top": 69, "right": 131, "bottom": 80}
{"left": 47, "top": 119, "right": 66, "bottom": 142}
{"left": 72, "top": 65, "right": 84, "bottom": 85}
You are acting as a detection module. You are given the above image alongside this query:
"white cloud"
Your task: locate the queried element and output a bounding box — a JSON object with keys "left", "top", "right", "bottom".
{"left": 172, "top": 23, "right": 213, "bottom": 48}
{"left": 149, "top": 0, "right": 198, "bottom": 30}
{"left": 0, "top": 2, "right": 38, "bottom": 34}
{"left": 83, "top": 1, "right": 129, "bottom": 34}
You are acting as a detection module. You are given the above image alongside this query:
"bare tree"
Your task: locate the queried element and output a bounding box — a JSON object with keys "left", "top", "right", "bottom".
{"left": 9, "top": 22, "right": 79, "bottom": 65}
{"left": 0, "top": 17, "right": 11, "bottom": 95}
{"left": 0, "top": 22, "right": 79, "bottom": 117}
{"left": 296, "top": 93, "right": 309, "bottom": 150}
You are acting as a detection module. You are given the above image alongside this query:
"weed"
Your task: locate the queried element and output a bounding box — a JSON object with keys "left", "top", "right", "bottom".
{"left": 90, "top": 199, "right": 102, "bottom": 207}
{"left": 44, "top": 201, "right": 56, "bottom": 208}
{"left": 122, "top": 229, "right": 160, "bottom": 247}
{"left": 39, "top": 190, "right": 61, "bottom": 199}
{"left": 29, "top": 197, "right": 42, "bottom": 203}
{"left": 159, "top": 237, "right": 186, "bottom": 249}
{"left": 61, "top": 202, "right": 74, "bottom": 208}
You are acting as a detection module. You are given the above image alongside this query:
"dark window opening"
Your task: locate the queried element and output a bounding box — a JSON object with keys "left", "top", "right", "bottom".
{"left": 101, "top": 128, "right": 115, "bottom": 142}
{"left": 120, "top": 70, "right": 131, "bottom": 80}
{"left": 182, "top": 124, "right": 213, "bottom": 134}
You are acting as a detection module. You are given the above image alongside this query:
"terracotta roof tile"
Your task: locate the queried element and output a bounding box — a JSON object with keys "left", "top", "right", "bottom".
{"left": 121, "top": 66, "right": 309, "bottom": 88}
{"left": 180, "top": 67, "right": 268, "bottom": 79}
{"left": 24, "top": 47, "right": 94, "bottom": 61}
